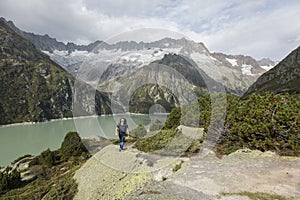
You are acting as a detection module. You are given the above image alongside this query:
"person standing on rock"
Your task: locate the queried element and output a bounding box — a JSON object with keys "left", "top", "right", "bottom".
{"left": 115, "top": 118, "right": 130, "bottom": 151}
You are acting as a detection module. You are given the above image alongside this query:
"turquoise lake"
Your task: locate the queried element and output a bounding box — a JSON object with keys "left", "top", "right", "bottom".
{"left": 0, "top": 114, "right": 167, "bottom": 167}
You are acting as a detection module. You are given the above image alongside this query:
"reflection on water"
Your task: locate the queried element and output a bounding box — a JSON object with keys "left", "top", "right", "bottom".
{"left": 0, "top": 114, "right": 167, "bottom": 166}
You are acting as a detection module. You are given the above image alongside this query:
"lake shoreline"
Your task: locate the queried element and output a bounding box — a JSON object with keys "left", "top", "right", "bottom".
{"left": 0, "top": 112, "right": 170, "bottom": 128}
{"left": 0, "top": 114, "right": 169, "bottom": 166}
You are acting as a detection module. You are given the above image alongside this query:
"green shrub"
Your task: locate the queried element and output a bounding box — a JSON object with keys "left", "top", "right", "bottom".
{"left": 161, "top": 93, "right": 212, "bottom": 130}
{"left": 136, "top": 128, "right": 198, "bottom": 156}
{"left": 131, "top": 124, "right": 147, "bottom": 138}
{"left": 219, "top": 93, "right": 300, "bottom": 156}
{"left": 161, "top": 92, "right": 300, "bottom": 157}
{"left": 38, "top": 148, "right": 55, "bottom": 167}
{"left": 149, "top": 119, "right": 164, "bottom": 131}
{"left": 163, "top": 107, "right": 181, "bottom": 130}
{"left": 136, "top": 129, "right": 177, "bottom": 153}
{"left": 60, "top": 132, "right": 88, "bottom": 161}
{"left": 42, "top": 171, "right": 78, "bottom": 200}
{"left": 0, "top": 168, "right": 22, "bottom": 194}
{"left": 1, "top": 165, "right": 81, "bottom": 199}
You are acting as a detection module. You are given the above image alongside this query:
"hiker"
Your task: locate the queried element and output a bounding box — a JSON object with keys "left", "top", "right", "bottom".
{"left": 115, "top": 118, "right": 130, "bottom": 151}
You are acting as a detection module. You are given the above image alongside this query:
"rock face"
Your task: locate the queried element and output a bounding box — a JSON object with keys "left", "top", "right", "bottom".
{"left": 0, "top": 18, "right": 113, "bottom": 125}
{"left": 243, "top": 46, "right": 300, "bottom": 98}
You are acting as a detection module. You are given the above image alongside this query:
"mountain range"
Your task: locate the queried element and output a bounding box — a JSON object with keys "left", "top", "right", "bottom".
{"left": 3, "top": 18, "right": 276, "bottom": 96}
{"left": 1, "top": 17, "right": 298, "bottom": 125}
{"left": 44, "top": 38, "right": 271, "bottom": 95}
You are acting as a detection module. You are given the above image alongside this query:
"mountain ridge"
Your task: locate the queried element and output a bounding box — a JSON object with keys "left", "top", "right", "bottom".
{"left": 242, "top": 46, "right": 300, "bottom": 98}
{"left": 1, "top": 18, "right": 275, "bottom": 96}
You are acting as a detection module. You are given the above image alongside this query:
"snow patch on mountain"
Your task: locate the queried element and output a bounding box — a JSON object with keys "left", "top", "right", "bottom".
{"left": 44, "top": 46, "right": 182, "bottom": 68}
{"left": 260, "top": 65, "right": 275, "bottom": 71}
{"left": 209, "top": 55, "right": 218, "bottom": 61}
{"left": 226, "top": 58, "right": 238, "bottom": 66}
{"left": 241, "top": 64, "right": 255, "bottom": 76}
{"left": 115, "top": 47, "right": 182, "bottom": 66}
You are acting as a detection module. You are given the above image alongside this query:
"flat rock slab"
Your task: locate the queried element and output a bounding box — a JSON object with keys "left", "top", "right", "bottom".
{"left": 74, "top": 144, "right": 180, "bottom": 199}
{"left": 172, "top": 149, "right": 300, "bottom": 199}
{"left": 74, "top": 144, "right": 300, "bottom": 200}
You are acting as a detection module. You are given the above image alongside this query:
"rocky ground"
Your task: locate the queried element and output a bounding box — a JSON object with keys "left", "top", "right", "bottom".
{"left": 74, "top": 140, "right": 300, "bottom": 200}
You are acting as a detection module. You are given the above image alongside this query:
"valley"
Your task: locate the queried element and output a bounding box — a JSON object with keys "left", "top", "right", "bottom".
{"left": 0, "top": 6, "right": 299, "bottom": 199}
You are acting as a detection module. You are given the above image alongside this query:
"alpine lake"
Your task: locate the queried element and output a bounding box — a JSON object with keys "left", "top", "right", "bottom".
{"left": 0, "top": 114, "right": 168, "bottom": 166}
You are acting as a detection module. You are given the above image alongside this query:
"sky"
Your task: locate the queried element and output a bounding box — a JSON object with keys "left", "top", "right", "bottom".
{"left": 0, "top": 0, "right": 300, "bottom": 60}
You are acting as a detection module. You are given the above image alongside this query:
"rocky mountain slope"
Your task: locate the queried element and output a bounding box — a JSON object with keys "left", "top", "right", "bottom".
{"left": 0, "top": 18, "right": 113, "bottom": 125}
{"left": 97, "top": 53, "right": 223, "bottom": 113}
{"left": 46, "top": 38, "right": 268, "bottom": 95}
{"left": 243, "top": 46, "right": 300, "bottom": 98}
{"left": 2, "top": 18, "right": 276, "bottom": 95}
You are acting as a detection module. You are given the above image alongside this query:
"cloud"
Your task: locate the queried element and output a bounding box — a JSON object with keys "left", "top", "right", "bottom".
{"left": 0, "top": 0, "right": 299, "bottom": 60}
{"left": 161, "top": 0, "right": 300, "bottom": 60}
{"left": 0, "top": 0, "right": 179, "bottom": 43}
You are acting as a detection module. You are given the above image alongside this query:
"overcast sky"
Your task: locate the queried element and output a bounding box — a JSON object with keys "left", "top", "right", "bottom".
{"left": 0, "top": 0, "right": 299, "bottom": 60}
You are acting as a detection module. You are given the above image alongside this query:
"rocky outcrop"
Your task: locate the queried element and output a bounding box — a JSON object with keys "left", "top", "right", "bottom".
{"left": 74, "top": 142, "right": 300, "bottom": 199}
{"left": 73, "top": 144, "right": 187, "bottom": 199}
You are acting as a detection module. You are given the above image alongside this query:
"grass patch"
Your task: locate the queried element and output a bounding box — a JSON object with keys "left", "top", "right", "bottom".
{"left": 221, "top": 191, "right": 289, "bottom": 200}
